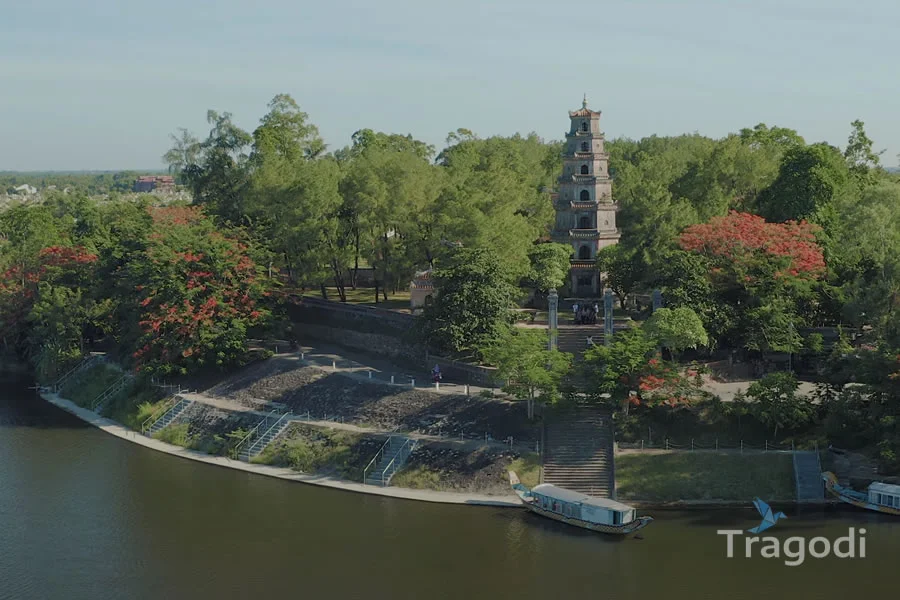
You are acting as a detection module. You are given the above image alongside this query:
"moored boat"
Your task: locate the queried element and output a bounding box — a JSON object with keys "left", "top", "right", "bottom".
{"left": 822, "top": 471, "right": 900, "bottom": 516}
{"left": 509, "top": 471, "right": 653, "bottom": 535}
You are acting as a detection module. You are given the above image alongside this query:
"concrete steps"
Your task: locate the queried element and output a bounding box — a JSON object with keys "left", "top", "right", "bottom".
{"left": 793, "top": 450, "right": 824, "bottom": 503}
{"left": 145, "top": 397, "right": 193, "bottom": 436}
{"left": 542, "top": 403, "right": 615, "bottom": 498}
{"left": 364, "top": 436, "right": 417, "bottom": 487}
{"left": 239, "top": 414, "right": 292, "bottom": 461}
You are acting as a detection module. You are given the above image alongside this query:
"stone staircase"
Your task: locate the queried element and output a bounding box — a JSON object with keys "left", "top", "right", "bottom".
{"left": 542, "top": 402, "right": 615, "bottom": 498}
{"left": 556, "top": 325, "right": 604, "bottom": 358}
{"left": 364, "top": 435, "right": 418, "bottom": 487}
{"left": 238, "top": 412, "right": 292, "bottom": 462}
{"left": 793, "top": 450, "right": 825, "bottom": 503}
{"left": 143, "top": 396, "right": 193, "bottom": 437}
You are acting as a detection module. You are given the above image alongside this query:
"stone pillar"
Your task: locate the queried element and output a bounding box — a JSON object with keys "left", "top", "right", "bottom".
{"left": 548, "top": 288, "right": 559, "bottom": 351}
{"left": 604, "top": 289, "right": 614, "bottom": 345}
{"left": 652, "top": 289, "right": 663, "bottom": 312}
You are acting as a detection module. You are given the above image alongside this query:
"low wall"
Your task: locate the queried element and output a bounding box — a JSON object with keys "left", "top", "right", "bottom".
{"left": 426, "top": 353, "right": 501, "bottom": 387}
{"left": 287, "top": 297, "right": 414, "bottom": 336}
{"left": 289, "top": 297, "right": 501, "bottom": 386}
{"left": 300, "top": 323, "right": 425, "bottom": 364}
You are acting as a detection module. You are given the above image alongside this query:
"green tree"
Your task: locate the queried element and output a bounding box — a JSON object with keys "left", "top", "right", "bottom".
{"left": 526, "top": 242, "right": 572, "bottom": 291}
{"left": 251, "top": 94, "right": 325, "bottom": 164}
{"left": 596, "top": 245, "right": 641, "bottom": 309}
{"left": 420, "top": 247, "right": 520, "bottom": 357}
{"left": 746, "top": 372, "right": 813, "bottom": 438}
{"left": 643, "top": 307, "right": 708, "bottom": 358}
{"left": 166, "top": 110, "right": 252, "bottom": 223}
{"left": 582, "top": 325, "right": 657, "bottom": 404}
{"left": 843, "top": 119, "right": 884, "bottom": 187}
{"left": 482, "top": 328, "right": 572, "bottom": 414}
{"left": 758, "top": 143, "right": 850, "bottom": 236}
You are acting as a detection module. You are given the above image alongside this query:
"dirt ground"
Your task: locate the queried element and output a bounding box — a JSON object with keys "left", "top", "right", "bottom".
{"left": 203, "top": 358, "right": 539, "bottom": 444}
{"left": 393, "top": 445, "right": 528, "bottom": 495}
{"left": 174, "top": 403, "right": 261, "bottom": 454}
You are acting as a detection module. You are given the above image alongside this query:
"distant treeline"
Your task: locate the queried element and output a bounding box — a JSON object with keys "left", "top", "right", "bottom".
{"left": 1, "top": 170, "right": 171, "bottom": 195}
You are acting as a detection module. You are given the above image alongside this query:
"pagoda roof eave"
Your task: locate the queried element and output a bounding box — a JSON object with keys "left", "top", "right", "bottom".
{"left": 569, "top": 108, "right": 602, "bottom": 118}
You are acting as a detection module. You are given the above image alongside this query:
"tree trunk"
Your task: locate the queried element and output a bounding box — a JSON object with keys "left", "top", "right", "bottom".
{"left": 319, "top": 283, "right": 328, "bottom": 300}
{"left": 351, "top": 228, "right": 360, "bottom": 290}
{"left": 374, "top": 280, "right": 379, "bottom": 304}
{"left": 330, "top": 259, "right": 347, "bottom": 302}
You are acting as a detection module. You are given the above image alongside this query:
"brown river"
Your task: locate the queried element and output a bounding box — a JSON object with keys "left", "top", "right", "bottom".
{"left": 1, "top": 378, "right": 897, "bottom": 600}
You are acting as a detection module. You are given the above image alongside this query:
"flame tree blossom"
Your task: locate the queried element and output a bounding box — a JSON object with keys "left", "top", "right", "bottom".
{"left": 126, "top": 206, "right": 269, "bottom": 375}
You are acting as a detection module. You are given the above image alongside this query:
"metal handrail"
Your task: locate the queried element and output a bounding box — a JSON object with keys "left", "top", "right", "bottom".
{"left": 140, "top": 395, "right": 176, "bottom": 434}
{"left": 142, "top": 395, "right": 189, "bottom": 436}
{"left": 233, "top": 409, "right": 279, "bottom": 458}
{"left": 379, "top": 438, "right": 417, "bottom": 485}
{"left": 53, "top": 354, "right": 104, "bottom": 392}
{"left": 363, "top": 436, "right": 394, "bottom": 483}
{"left": 245, "top": 411, "right": 291, "bottom": 458}
{"left": 91, "top": 374, "right": 131, "bottom": 412}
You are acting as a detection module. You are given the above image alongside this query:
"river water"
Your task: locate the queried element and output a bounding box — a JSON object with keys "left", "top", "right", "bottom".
{"left": 1, "top": 378, "right": 897, "bottom": 600}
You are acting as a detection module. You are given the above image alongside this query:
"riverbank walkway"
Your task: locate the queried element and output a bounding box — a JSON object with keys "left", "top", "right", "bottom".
{"left": 41, "top": 391, "right": 521, "bottom": 507}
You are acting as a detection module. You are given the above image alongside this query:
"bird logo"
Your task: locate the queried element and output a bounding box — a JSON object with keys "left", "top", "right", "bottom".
{"left": 747, "top": 498, "right": 786, "bottom": 534}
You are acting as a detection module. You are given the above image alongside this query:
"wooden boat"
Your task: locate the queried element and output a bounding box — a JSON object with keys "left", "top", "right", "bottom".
{"left": 509, "top": 471, "right": 653, "bottom": 535}
{"left": 822, "top": 471, "right": 900, "bottom": 516}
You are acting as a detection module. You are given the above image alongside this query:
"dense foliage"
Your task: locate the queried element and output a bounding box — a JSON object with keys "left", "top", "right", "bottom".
{"left": 4, "top": 93, "right": 900, "bottom": 470}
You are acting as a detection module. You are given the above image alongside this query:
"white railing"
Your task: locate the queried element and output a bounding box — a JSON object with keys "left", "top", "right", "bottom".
{"left": 363, "top": 436, "right": 394, "bottom": 483}
{"left": 244, "top": 411, "right": 292, "bottom": 459}
{"left": 141, "top": 395, "right": 190, "bottom": 436}
{"left": 140, "top": 395, "right": 177, "bottom": 434}
{"left": 371, "top": 438, "right": 418, "bottom": 487}
{"left": 52, "top": 354, "right": 106, "bottom": 392}
{"left": 232, "top": 409, "right": 281, "bottom": 459}
{"left": 90, "top": 374, "right": 132, "bottom": 412}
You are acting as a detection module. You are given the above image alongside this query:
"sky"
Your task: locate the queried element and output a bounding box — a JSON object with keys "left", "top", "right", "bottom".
{"left": 1, "top": 0, "right": 898, "bottom": 171}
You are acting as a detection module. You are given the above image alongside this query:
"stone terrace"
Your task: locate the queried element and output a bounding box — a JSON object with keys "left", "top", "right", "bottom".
{"left": 202, "top": 357, "right": 538, "bottom": 444}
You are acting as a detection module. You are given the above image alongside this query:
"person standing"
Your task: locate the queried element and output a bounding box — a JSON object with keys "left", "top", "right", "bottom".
{"left": 572, "top": 303, "right": 579, "bottom": 324}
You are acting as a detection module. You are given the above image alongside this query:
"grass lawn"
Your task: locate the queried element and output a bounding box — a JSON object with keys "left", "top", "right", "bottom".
{"left": 301, "top": 286, "right": 411, "bottom": 311}
{"left": 509, "top": 453, "right": 542, "bottom": 488}
{"left": 251, "top": 424, "right": 371, "bottom": 480}
{"left": 615, "top": 451, "right": 796, "bottom": 502}
{"left": 59, "top": 364, "right": 124, "bottom": 408}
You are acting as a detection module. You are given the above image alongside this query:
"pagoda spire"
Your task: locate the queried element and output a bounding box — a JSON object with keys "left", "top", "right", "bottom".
{"left": 582, "top": 93, "right": 588, "bottom": 109}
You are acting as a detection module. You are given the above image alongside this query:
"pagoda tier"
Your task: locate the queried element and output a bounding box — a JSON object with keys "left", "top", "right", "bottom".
{"left": 549, "top": 97, "right": 621, "bottom": 297}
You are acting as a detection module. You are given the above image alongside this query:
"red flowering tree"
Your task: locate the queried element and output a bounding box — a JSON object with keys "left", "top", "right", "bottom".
{"left": 675, "top": 211, "right": 827, "bottom": 351}
{"left": 583, "top": 325, "right": 703, "bottom": 412}
{"left": 0, "top": 245, "right": 99, "bottom": 378}
{"left": 679, "top": 211, "right": 825, "bottom": 284}
{"left": 127, "top": 206, "right": 269, "bottom": 375}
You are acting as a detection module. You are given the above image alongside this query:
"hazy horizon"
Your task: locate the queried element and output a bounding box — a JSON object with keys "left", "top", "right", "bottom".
{"left": 2, "top": 0, "right": 898, "bottom": 171}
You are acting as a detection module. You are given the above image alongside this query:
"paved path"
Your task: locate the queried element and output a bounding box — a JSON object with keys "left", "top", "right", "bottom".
{"left": 290, "top": 340, "right": 827, "bottom": 404}
{"left": 180, "top": 390, "right": 534, "bottom": 453}
{"left": 701, "top": 379, "right": 818, "bottom": 402}
{"left": 41, "top": 392, "right": 521, "bottom": 507}
{"left": 289, "top": 341, "right": 505, "bottom": 399}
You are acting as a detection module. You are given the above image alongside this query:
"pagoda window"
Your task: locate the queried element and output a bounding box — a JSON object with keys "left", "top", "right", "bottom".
{"left": 578, "top": 216, "right": 591, "bottom": 229}
{"left": 581, "top": 121, "right": 588, "bottom": 132}
{"left": 578, "top": 246, "right": 591, "bottom": 260}
{"left": 581, "top": 141, "right": 589, "bottom": 152}
{"left": 580, "top": 190, "right": 590, "bottom": 201}
{"left": 580, "top": 165, "right": 589, "bottom": 175}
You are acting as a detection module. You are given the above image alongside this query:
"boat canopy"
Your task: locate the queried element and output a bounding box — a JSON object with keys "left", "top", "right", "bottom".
{"left": 869, "top": 482, "right": 900, "bottom": 496}
{"left": 531, "top": 484, "right": 635, "bottom": 512}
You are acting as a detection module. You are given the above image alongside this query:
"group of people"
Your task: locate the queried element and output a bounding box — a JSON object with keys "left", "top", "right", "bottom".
{"left": 572, "top": 302, "right": 600, "bottom": 325}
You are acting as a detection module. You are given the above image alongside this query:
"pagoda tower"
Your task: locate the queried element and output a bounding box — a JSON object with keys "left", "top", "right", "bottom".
{"left": 550, "top": 96, "right": 621, "bottom": 297}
